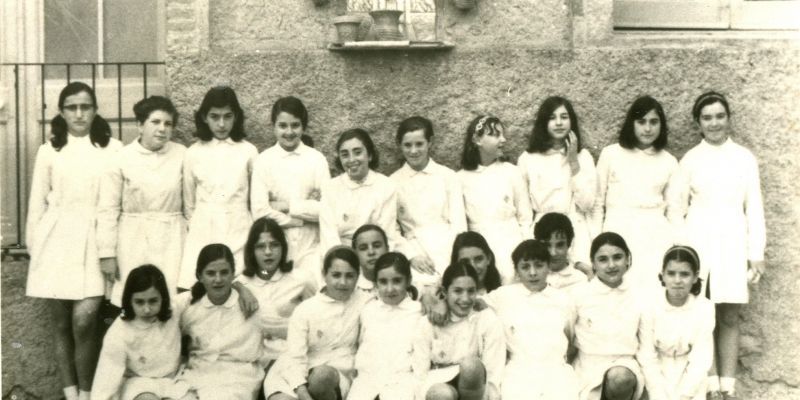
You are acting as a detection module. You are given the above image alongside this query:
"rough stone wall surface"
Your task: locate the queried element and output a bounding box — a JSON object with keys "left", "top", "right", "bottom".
{"left": 2, "top": 0, "right": 799, "bottom": 399}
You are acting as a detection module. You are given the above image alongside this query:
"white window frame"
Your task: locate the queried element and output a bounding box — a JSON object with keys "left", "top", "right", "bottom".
{"left": 614, "top": 0, "right": 800, "bottom": 30}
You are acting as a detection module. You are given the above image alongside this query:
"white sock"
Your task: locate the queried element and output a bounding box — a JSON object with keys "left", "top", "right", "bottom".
{"left": 720, "top": 377, "right": 736, "bottom": 394}
{"left": 707, "top": 376, "right": 720, "bottom": 392}
{"left": 78, "top": 389, "right": 91, "bottom": 400}
{"left": 63, "top": 386, "right": 79, "bottom": 400}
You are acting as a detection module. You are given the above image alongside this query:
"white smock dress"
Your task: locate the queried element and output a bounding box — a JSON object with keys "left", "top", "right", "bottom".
{"left": 572, "top": 278, "right": 655, "bottom": 400}
{"left": 176, "top": 291, "right": 265, "bottom": 400}
{"left": 250, "top": 142, "right": 330, "bottom": 278}
{"left": 91, "top": 313, "right": 189, "bottom": 400}
{"left": 411, "top": 308, "right": 506, "bottom": 400}
{"left": 391, "top": 159, "right": 467, "bottom": 286}
{"left": 179, "top": 138, "right": 257, "bottom": 288}
{"left": 640, "top": 293, "right": 715, "bottom": 400}
{"left": 670, "top": 138, "right": 766, "bottom": 303}
{"left": 457, "top": 161, "right": 533, "bottom": 283}
{"left": 593, "top": 144, "right": 678, "bottom": 293}
{"left": 518, "top": 149, "right": 596, "bottom": 266}
{"left": 26, "top": 134, "right": 121, "bottom": 299}
{"left": 484, "top": 284, "right": 579, "bottom": 400}
{"left": 97, "top": 139, "right": 187, "bottom": 306}
{"left": 348, "top": 296, "right": 422, "bottom": 400}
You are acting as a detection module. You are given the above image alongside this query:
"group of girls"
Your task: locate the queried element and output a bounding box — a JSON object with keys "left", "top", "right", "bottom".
{"left": 25, "top": 80, "right": 764, "bottom": 400}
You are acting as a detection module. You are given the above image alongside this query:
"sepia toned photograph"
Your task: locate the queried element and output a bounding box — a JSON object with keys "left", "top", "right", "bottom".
{"left": 1, "top": 0, "right": 798, "bottom": 399}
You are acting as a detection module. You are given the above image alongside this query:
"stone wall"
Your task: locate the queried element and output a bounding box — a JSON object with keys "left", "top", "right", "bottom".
{"left": 2, "top": 0, "right": 798, "bottom": 398}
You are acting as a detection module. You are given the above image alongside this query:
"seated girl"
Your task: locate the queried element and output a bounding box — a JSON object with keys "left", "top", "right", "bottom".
{"left": 264, "top": 246, "right": 373, "bottom": 400}
{"left": 176, "top": 244, "right": 265, "bottom": 400}
{"left": 349, "top": 252, "right": 422, "bottom": 400}
{"left": 92, "top": 265, "right": 192, "bottom": 400}
{"left": 236, "top": 217, "right": 316, "bottom": 370}
{"left": 484, "top": 239, "right": 579, "bottom": 400}
{"left": 412, "top": 261, "right": 506, "bottom": 400}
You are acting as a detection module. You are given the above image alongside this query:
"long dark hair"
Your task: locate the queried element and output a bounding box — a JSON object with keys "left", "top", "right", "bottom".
{"left": 618, "top": 95, "right": 668, "bottom": 151}
{"left": 527, "top": 96, "right": 582, "bottom": 153}
{"left": 449, "top": 231, "right": 502, "bottom": 293}
{"left": 51, "top": 82, "right": 111, "bottom": 151}
{"left": 190, "top": 244, "right": 235, "bottom": 304}
{"left": 120, "top": 264, "right": 172, "bottom": 322}
{"left": 334, "top": 128, "right": 380, "bottom": 171}
{"left": 660, "top": 245, "right": 703, "bottom": 296}
{"left": 243, "top": 217, "right": 293, "bottom": 277}
{"left": 460, "top": 115, "right": 503, "bottom": 171}
{"left": 442, "top": 260, "right": 480, "bottom": 291}
{"left": 194, "top": 86, "right": 247, "bottom": 141}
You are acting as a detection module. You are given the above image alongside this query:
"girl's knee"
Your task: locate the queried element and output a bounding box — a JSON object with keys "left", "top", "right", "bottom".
{"left": 132, "top": 392, "right": 160, "bottom": 400}
{"left": 426, "top": 383, "right": 458, "bottom": 400}
{"left": 71, "top": 313, "right": 98, "bottom": 336}
{"left": 717, "top": 305, "right": 741, "bottom": 328}
{"left": 603, "top": 366, "right": 637, "bottom": 397}
{"left": 307, "top": 366, "right": 339, "bottom": 394}
{"left": 457, "top": 357, "right": 486, "bottom": 386}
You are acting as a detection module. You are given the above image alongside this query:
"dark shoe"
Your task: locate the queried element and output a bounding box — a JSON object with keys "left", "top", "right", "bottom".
{"left": 721, "top": 392, "right": 740, "bottom": 400}
{"left": 707, "top": 391, "right": 724, "bottom": 400}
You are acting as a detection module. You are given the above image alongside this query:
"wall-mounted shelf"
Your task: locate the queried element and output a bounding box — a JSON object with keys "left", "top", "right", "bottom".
{"left": 327, "top": 40, "right": 455, "bottom": 52}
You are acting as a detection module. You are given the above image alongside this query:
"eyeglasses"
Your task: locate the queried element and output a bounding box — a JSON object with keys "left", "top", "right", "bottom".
{"left": 62, "top": 104, "right": 95, "bottom": 112}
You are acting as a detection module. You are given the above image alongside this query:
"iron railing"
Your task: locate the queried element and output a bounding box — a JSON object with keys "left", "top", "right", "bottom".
{"left": 1, "top": 61, "right": 165, "bottom": 256}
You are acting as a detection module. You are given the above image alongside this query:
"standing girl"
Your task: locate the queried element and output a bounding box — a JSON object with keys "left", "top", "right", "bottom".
{"left": 176, "top": 244, "right": 265, "bottom": 400}
{"left": 237, "top": 217, "right": 317, "bottom": 368}
{"left": 390, "top": 116, "right": 467, "bottom": 284}
{"left": 641, "top": 246, "right": 715, "bottom": 400}
{"left": 349, "top": 252, "right": 422, "bottom": 400}
{"left": 572, "top": 232, "right": 655, "bottom": 400}
{"left": 412, "top": 261, "right": 506, "bottom": 400}
{"left": 518, "top": 96, "right": 596, "bottom": 268}
{"left": 352, "top": 224, "right": 390, "bottom": 294}
{"left": 92, "top": 265, "right": 192, "bottom": 400}
{"left": 179, "top": 86, "right": 258, "bottom": 289}
{"left": 264, "top": 246, "right": 372, "bottom": 400}
{"left": 457, "top": 115, "right": 533, "bottom": 283}
{"left": 593, "top": 95, "right": 678, "bottom": 292}
{"left": 484, "top": 239, "right": 579, "bottom": 400}
{"left": 97, "top": 96, "right": 186, "bottom": 306}
{"left": 319, "top": 128, "right": 404, "bottom": 255}
{"left": 670, "top": 91, "right": 766, "bottom": 399}
{"left": 25, "top": 82, "right": 122, "bottom": 400}
{"left": 450, "top": 231, "right": 503, "bottom": 295}
{"left": 251, "top": 96, "right": 330, "bottom": 276}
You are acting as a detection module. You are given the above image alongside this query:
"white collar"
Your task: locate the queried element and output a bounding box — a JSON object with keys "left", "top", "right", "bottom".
{"left": 199, "top": 290, "right": 238, "bottom": 309}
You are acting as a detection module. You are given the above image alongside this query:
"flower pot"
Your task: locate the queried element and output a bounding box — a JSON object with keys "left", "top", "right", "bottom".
{"left": 452, "top": 0, "right": 476, "bottom": 10}
{"left": 369, "top": 10, "right": 404, "bottom": 41}
{"left": 333, "top": 15, "right": 363, "bottom": 43}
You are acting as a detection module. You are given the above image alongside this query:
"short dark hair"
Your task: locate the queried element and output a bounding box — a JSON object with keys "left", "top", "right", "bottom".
{"left": 660, "top": 245, "right": 703, "bottom": 295}
{"left": 449, "top": 231, "right": 502, "bottom": 292}
{"left": 396, "top": 116, "right": 433, "bottom": 144}
{"left": 534, "top": 212, "right": 575, "bottom": 246}
{"left": 527, "top": 96, "right": 582, "bottom": 153}
{"left": 271, "top": 96, "right": 309, "bottom": 129}
{"left": 133, "top": 95, "right": 179, "bottom": 125}
{"left": 590, "top": 232, "right": 631, "bottom": 262}
{"left": 442, "top": 259, "right": 480, "bottom": 291}
{"left": 51, "top": 81, "right": 111, "bottom": 150}
{"left": 243, "top": 217, "right": 293, "bottom": 277}
{"left": 121, "top": 264, "right": 172, "bottom": 322}
{"left": 190, "top": 243, "right": 236, "bottom": 304}
{"left": 193, "top": 86, "right": 247, "bottom": 142}
{"left": 322, "top": 245, "right": 361, "bottom": 276}
{"left": 352, "top": 224, "right": 389, "bottom": 249}
{"left": 511, "top": 239, "right": 551, "bottom": 266}
{"left": 692, "top": 91, "right": 730, "bottom": 122}
{"left": 374, "top": 252, "right": 419, "bottom": 300}
{"left": 619, "top": 95, "right": 668, "bottom": 151}
{"left": 334, "top": 128, "right": 380, "bottom": 171}
{"left": 460, "top": 115, "right": 504, "bottom": 171}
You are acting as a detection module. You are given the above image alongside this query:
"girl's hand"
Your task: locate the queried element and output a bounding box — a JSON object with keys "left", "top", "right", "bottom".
{"left": 99, "top": 257, "right": 120, "bottom": 283}
{"left": 307, "top": 188, "right": 321, "bottom": 201}
{"left": 426, "top": 298, "right": 448, "bottom": 326}
{"left": 575, "top": 261, "right": 594, "bottom": 280}
{"left": 232, "top": 282, "right": 260, "bottom": 318}
{"left": 295, "top": 384, "right": 314, "bottom": 400}
{"left": 410, "top": 255, "right": 437, "bottom": 275}
{"left": 472, "top": 298, "right": 488, "bottom": 311}
{"left": 566, "top": 130, "right": 581, "bottom": 175}
{"left": 748, "top": 260, "right": 765, "bottom": 284}
{"left": 270, "top": 200, "right": 289, "bottom": 213}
